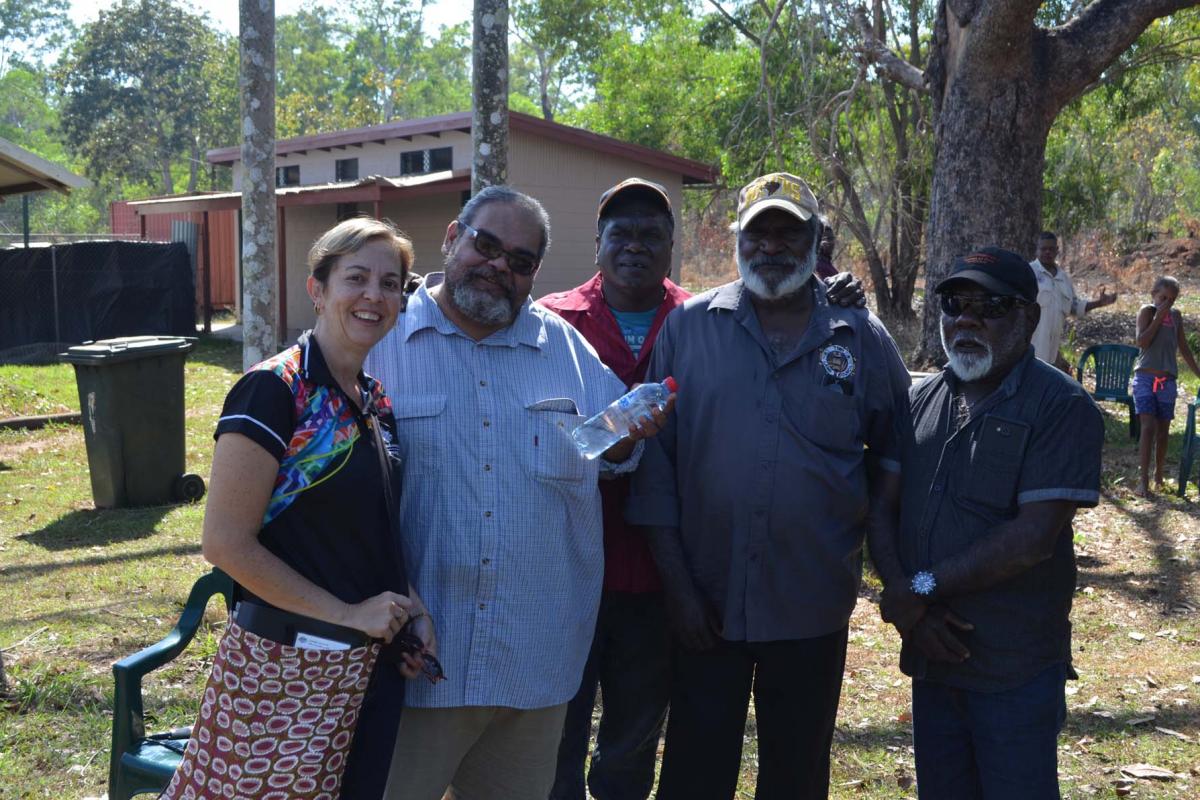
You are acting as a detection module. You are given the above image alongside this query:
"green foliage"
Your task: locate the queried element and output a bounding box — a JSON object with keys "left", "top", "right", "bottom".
{"left": 0, "top": 0, "right": 70, "bottom": 74}
{"left": 1044, "top": 12, "right": 1200, "bottom": 245}
{"left": 54, "top": 0, "right": 232, "bottom": 196}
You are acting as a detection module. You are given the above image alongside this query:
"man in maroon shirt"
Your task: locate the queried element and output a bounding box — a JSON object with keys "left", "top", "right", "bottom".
{"left": 541, "top": 178, "right": 685, "bottom": 800}
{"left": 541, "top": 178, "right": 865, "bottom": 800}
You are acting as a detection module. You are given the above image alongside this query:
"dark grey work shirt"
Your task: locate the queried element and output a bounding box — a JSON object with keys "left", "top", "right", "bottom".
{"left": 899, "top": 347, "right": 1103, "bottom": 691}
{"left": 627, "top": 279, "right": 911, "bottom": 641}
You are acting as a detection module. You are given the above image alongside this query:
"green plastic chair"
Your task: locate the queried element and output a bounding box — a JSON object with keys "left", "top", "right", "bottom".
{"left": 1177, "top": 390, "right": 1200, "bottom": 497}
{"left": 109, "top": 568, "right": 233, "bottom": 800}
{"left": 1075, "top": 344, "right": 1140, "bottom": 440}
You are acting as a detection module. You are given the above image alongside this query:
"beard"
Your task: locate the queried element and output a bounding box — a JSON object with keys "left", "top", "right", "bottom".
{"left": 940, "top": 326, "right": 995, "bottom": 382}
{"left": 940, "top": 315, "right": 1032, "bottom": 382}
{"left": 737, "top": 241, "right": 818, "bottom": 301}
{"left": 445, "top": 260, "right": 519, "bottom": 327}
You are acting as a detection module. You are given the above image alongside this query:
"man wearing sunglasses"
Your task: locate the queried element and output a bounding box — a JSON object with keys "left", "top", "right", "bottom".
{"left": 870, "top": 247, "right": 1104, "bottom": 799}
{"left": 367, "top": 186, "right": 670, "bottom": 800}
{"left": 628, "top": 172, "right": 910, "bottom": 799}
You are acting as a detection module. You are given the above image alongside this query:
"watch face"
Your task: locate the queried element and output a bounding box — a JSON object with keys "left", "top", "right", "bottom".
{"left": 912, "top": 571, "right": 936, "bottom": 596}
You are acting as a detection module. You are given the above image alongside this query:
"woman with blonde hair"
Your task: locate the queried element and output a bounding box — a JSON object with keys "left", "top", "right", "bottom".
{"left": 162, "top": 217, "right": 440, "bottom": 800}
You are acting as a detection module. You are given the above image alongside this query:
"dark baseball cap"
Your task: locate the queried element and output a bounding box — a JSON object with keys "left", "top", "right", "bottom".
{"left": 597, "top": 178, "right": 672, "bottom": 230}
{"left": 934, "top": 246, "right": 1038, "bottom": 302}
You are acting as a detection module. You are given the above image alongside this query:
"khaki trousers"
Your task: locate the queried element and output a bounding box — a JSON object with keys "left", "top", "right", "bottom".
{"left": 383, "top": 704, "right": 569, "bottom": 800}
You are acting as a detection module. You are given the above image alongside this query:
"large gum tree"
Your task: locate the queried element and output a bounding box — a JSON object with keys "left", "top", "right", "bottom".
{"left": 861, "top": 0, "right": 1200, "bottom": 360}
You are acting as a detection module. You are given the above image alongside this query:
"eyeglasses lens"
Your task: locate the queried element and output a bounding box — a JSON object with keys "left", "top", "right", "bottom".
{"left": 470, "top": 227, "right": 537, "bottom": 276}
{"left": 940, "top": 295, "right": 1019, "bottom": 319}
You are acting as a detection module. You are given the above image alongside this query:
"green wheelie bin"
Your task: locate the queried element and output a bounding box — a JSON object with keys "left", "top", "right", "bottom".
{"left": 61, "top": 335, "right": 206, "bottom": 508}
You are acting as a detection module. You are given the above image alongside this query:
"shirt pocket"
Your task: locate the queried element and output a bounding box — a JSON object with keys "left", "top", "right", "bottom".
{"left": 792, "top": 387, "right": 861, "bottom": 454}
{"left": 522, "top": 401, "right": 588, "bottom": 484}
{"left": 390, "top": 393, "right": 447, "bottom": 468}
{"left": 958, "top": 415, "right": 1029, "bottom": 510}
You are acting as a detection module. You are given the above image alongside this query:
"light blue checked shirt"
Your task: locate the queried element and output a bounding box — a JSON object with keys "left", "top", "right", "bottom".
{"left": 366, "top": 274, "right": 634, "bottom": 709}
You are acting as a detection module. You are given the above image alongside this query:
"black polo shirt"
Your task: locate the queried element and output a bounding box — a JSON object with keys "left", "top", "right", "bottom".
{"left": 898, "top": 347, "right": 1103, "bottom": 691}
{"left": 215, "top": 331, "right": 407, "bottom": 610}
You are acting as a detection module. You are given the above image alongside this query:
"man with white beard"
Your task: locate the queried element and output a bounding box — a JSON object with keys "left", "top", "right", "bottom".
{"left": 869, "top": 247, "right": 1104, "bottom": 799}
{"left": 628, "top": 172, "right": 912, "bottom": 799}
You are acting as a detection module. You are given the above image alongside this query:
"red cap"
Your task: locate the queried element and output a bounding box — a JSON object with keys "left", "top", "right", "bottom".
{"left": 663, "top": 376, "right": 678, "bottom": 393}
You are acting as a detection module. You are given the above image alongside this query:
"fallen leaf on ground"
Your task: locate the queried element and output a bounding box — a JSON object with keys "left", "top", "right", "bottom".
{"left": 1154, "top": 727, "right": 1193, "bottom": 742}
{"left": 1128, "top": 631, "right": 1146, "bottom": 641}
{"left": 1120, "top": 764, "right": 1177, "bottom": 781}
{"left": 1126, "top": 715, "right": 1156, "bottom": 726}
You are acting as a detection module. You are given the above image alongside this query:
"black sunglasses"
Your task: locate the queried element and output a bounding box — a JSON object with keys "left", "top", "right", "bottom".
{"left": 939, "top": 293, "right": 1029, "bottom": 320}
{"left": 395, "top": 627, "right": 446, "bottom": 684}
{"left": 459, "top": 222, "right": 540, "bottom": 276}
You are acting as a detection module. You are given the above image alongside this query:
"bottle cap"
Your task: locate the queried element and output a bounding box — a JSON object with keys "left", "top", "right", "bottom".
{"left": 663, "top": 376, "right": 679, "bottom": 393}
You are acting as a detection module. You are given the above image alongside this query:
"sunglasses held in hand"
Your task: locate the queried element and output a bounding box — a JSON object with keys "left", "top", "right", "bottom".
{"left": 395, "top": 622, "right": 446, "bottom": 684}
{"left": 459, "top": 222, "right": 540, "bottom": 276}
{"left": 939, "top": 293, "right": 1029, "bottom": 320}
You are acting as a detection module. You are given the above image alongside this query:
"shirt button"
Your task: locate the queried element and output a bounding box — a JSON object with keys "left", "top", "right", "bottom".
{"left": 933, "top": 484, "right": 943, "bottom": 493}
{"left": 484, "top": 464, "right": 492, "bottom": 471}
{"left": 482, "top": 558, "right": 491, "bottom": 565}
{"left": 479, "top": 380, "right": 487, "bottom": 387}
{"left": 484, "top": 510, "right": 493, "bottom": 517}
{"left": 478, "top": 603, "right": 486, "bottom": 610}
{"left": 483, "top": 419, "right": 490, "bottom": 427}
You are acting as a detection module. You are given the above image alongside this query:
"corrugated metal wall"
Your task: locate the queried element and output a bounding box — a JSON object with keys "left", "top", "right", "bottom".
{"left": 110, "top": 201, "right": 237, "bottom": 310}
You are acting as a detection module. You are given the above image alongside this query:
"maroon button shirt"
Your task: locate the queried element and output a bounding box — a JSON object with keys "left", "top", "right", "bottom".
{"left": 539, "top": 271, "right": 691, "bottom": 593}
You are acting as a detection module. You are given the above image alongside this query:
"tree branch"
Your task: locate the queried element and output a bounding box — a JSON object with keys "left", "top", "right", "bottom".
{"left": 707, "top": 0, "right": 761, "bottom": 46}
{"left": 853, "top": 5, "right": 928, "bottom": 93}
{"left": 1049, "top": 0, "right": 1200, "bottom": 107}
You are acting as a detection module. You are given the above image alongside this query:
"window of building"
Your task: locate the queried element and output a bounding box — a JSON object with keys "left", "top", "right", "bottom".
{"left": 275, "top": 164, "right": 300, "bottom": 187}
{"left": 335, "top": 158, "right": 359, "bottom": 182}
{"left": 400, "top": 146, "right": 453, "bottom": 176}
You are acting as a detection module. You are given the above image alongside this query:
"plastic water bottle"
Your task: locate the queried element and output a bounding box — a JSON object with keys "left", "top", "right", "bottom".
{"left": 571, "top": 377, "right": 678, "bottom": 460}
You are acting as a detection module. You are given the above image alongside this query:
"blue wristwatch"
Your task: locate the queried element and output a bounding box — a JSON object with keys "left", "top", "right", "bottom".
{"left": 911, "top": 570, "right": 937, "bottom": 598}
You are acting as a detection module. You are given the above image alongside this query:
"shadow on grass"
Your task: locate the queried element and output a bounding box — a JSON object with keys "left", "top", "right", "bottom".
{"left": 1081, "top": 489, "right": 1197, "bottom": 613}
{"left": 15, "top": 505, "right": 174, "bottom": 551}
{"left": 186, "top": 336, "right": 241, "bottom": 372}
{"left": 1065, "top": 703, "right": 1200, "bottom": 739}
{"left": 0, "top": 542, "right": 201, "bottom": 582}
{"left": 829, "top": 702, "right": 1198, "bottom": 749}
{"left": 0, "top": 460, "right": 10, "bottom": 471}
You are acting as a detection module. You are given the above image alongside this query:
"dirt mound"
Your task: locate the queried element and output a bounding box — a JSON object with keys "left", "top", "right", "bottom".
{"left": 1071, "top": 235, "right": 1200, "bottom": 294}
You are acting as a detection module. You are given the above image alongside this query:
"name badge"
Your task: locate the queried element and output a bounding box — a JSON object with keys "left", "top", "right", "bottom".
{"left": 294, "top": 632, "right": 352, "bottom": 651}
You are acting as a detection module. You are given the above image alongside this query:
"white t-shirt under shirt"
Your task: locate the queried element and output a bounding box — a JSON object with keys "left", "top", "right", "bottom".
{"left": 1030, "top": 258, "right": 1088, "bottom": 363}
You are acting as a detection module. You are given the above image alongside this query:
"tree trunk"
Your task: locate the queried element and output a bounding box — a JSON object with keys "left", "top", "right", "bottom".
{"left": 187, "top": 140, "right": 201, "bottom": 193}
{"left": 918, "top": 3, "right": 1052, "bottom": 362}
{"left": 472, "top": 0, "right": 509, "bottom": 193}
{"left": 160, "top": 159, "right": 174, "bottom": 196}
{"left": 240, "top": 0, "right": 278, "bottom": 369}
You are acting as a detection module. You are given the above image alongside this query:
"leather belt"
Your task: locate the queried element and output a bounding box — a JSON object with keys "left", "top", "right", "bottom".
{"left": 234, "top": 600, "right": 371, "bottom": 648}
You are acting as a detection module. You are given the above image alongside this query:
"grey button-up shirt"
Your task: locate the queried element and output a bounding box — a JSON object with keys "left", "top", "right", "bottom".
{"left": 627, "top": 279, "right": 911, "bottom": 641}
{"left": 899, "top": 348, "right": 1103, "bottom": 691}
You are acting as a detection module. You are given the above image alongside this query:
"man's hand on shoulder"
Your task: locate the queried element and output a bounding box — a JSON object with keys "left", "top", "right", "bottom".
{"left": 824, "top": 271, "right": 867, "bottom": 308}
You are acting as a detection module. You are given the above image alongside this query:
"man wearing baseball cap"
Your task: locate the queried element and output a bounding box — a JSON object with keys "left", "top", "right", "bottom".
{"left": 540, "top": 176, "right": 867, "bottom": 800}
{"left": 627, "top": 172, "right": 910, "bottom": 798}
{"left": 870, "top": 246, "right": 1104, "bottom": 798}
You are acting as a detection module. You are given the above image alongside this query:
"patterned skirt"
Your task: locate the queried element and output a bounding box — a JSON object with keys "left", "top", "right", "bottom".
{"left": 161, "top": 620, "right": 380, "bottom": 800}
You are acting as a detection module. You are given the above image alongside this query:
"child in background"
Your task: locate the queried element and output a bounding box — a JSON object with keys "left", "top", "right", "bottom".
{"left": 1133, "top": 276, "right": 1200, "bottom": 496}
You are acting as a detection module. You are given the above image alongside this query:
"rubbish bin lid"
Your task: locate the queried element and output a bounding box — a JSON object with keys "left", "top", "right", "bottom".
{"left": 60, "top": 335, "right": 197, "bottom": 365}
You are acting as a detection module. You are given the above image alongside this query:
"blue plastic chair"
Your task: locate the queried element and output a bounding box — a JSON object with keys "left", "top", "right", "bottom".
{"left": 108, "top": 569, "right": 233, "bottom": 800}
{"left": 1177, "top": 389, "right": 1200, "bottom": 497}
{"left": 1075, "top": 344, "right": 1140, "bottom": 440}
